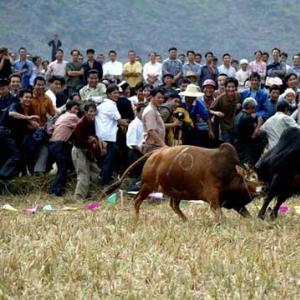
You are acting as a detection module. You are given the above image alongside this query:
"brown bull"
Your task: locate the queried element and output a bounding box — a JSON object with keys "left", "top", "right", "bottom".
{"left": 103, "top": 144, "right": 261, "bottom": 222}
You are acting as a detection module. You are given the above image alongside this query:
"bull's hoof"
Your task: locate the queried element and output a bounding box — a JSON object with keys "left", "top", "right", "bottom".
{"left": 257, "top": 213, "right": 265, "bottom": 220}
{"left": 270, "top": 211, "right": 278, "bottom": 220}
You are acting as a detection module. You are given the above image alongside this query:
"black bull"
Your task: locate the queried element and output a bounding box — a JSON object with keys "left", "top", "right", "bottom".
{"left": 255, "top": 127, "right": 300, "bottom": 219}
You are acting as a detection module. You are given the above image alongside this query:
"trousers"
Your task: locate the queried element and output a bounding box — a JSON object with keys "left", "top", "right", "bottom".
{"left": 0, "top": 127, "right": 21, "bottom": 179}
{"left": 72, "top": 147, "right": 100, "bottom": 199}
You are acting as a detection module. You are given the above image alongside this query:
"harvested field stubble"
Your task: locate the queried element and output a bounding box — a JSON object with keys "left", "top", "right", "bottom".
{"left": 1, "top": 193, "right": 300, "bottom": 299}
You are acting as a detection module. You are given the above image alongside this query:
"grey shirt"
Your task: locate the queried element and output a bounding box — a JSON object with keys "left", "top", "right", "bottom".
{"left": 162, "top": 59, "right": 182, "bottom": 77}
{"left": 182, "top": 62, "right": 201, "bottom": 77}
{"left": 66, "top": 62, "right": 83, "bottom": 88}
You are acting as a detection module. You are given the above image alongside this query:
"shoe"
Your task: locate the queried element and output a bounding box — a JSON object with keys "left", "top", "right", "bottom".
{"left": 126, "top": 180, "right": 141, "bottom": 192}
{"left": 0, "top": 179, "right": 11, "bottom": 194}
{"left": 74, "top": 194, "right": 85, "bottom": 203}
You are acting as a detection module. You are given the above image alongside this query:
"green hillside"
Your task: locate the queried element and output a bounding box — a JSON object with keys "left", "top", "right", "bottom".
{"left": 1, "top": 0, "right": 300, "bottom": 61}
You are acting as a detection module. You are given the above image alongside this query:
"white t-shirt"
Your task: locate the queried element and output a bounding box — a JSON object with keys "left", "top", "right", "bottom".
{"left": 126, "top": 116, "right": 144, "bottom": 148}
{"left": 103, "top": 61, "right": 123, "bottom": 77}
{"left": 260, "top": 112, "right": 300, "bottom": 149}
{"left": 143, "top": 61, "right": 162, "bottom": 83}
{"left": 218, "top": 64, "right": 236, "bottom": 77}
{"left": 45, "top": 89, "right": 56, "bottom": 108}
{"left": 95, "top": 99, "right": 121, "bottom": 142}
{"left": 235, "top": 69, "right": 251, "bottom": 89}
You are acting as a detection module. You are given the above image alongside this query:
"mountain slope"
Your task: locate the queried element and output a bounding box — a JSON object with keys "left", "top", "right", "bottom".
{"left": 1, "top": 0, "right": 299, "bottom": 61}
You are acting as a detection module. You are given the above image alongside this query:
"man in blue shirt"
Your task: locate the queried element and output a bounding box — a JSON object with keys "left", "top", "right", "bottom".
{"left": 179, "top": 84, "right": 214, "bottom": 146}
{"left": 240, "top": 72, "right": 269, "bottom": 137}
{"left": 267, "top": 48, "right": 286, "bottom": 79}
{"left": 14, "top": 47, "right": 34, "bottom": 89}
{"left": 199, "top": 52, "right": 219, "bottom": 87}
{"left": 266, "top": 85, "right": 281, "bottom": 117}
{"left": 240, "top": 72, "right": 269, "bottom": 117}
{"left": 0, "top": 89, "right": 38, "bottom": 190}
{"left": 0, "top": 79, "right": 19, "bottom": 110}
{"left": 82, "top": 49, "right": 103, "bottom": 85}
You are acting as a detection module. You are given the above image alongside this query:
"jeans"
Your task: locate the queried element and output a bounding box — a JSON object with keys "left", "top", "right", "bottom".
{"left": 220, "top": 128, "right": 234, "bottom": 144}
{"left": 100, "top": 141, "right": 116, "bottom": 186}
{"left": 0, "top": 127, "right": 21, "bottom": 179}
{"left": 48, "top": 141, "right": 68, "bottom": 195}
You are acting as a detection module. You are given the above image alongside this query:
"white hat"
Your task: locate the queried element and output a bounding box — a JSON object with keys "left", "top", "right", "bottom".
{"left": 239, "top": 59, "right": 249, "bottom": 65}
{"left": 179, "top": 84, "right": 203, "bottom": 97}
{"left": 284, "top": 88, "right": 296, "bottom": 96}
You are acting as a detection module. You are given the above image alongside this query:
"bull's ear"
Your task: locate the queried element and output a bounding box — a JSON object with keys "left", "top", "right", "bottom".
{"left": 235, "top": 165, "right": 246, "bottom": 177}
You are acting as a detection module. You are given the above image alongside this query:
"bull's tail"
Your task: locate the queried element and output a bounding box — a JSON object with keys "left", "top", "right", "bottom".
{"left": 100, "top": 151, "right": 154, "bottom": 198}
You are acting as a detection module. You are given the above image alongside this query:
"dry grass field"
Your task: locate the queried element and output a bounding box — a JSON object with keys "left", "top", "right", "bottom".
{"left": 1, "top": 186, "right": 300, "bottom": 299}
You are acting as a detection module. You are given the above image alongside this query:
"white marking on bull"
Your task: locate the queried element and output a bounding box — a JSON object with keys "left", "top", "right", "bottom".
{"left": 166, "top": 147, "right": 189, "bottom": 177}
{"left": 178, "top": 153, "right": 194, "bottom": 171}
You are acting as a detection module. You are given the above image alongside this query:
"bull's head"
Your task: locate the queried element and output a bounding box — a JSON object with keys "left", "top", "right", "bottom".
{"left": 235, "top": 165, "right": 265, "bottom": 196}
{"left": 221, "top": 165, "right": 263, "bottom": 210}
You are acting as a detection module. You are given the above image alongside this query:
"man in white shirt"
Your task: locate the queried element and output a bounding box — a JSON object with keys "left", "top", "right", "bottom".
{"left": 218, "top": 53, "right": 236, "bottom": 77}
{"left": 260, "top": 100, "right": 300, "bottom": 149}
{"left": 143, "top": 52, "right": 162, "bottom": 86}
{"left": 45, "top": 75, "right": 65, "bottom": 113}
{"left": 126, "top": 104, "right": 144, "bottom": 153}
{"left": 126, "top": 104, "right": 144, "bottom": 190}
{"left": 46, "top": 49, "right": 67, "bottom": 80}
{"left": 95, "top": 84, "right": 128, "bottom": 186}
{"left": 102, "top": 50, "right": 123, "bottom": 82}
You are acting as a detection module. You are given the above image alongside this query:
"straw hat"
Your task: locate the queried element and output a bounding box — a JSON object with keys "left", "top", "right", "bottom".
{"left": 179, "top": 84, "right": 203, "bottom": 97}
{"left": 185, "top": 70, "right": 198, "bottom": 78}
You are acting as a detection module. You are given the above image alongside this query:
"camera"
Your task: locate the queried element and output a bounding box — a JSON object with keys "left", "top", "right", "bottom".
{"left": 174, "top": 111, "right": 185, "bottom": 121}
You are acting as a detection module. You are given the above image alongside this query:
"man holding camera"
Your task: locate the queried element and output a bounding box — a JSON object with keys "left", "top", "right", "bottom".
{"left": 160, "top": 93, "right": 184, "bottom": 146}
{"left": 179, "top": 84, "right": 214, "bottom": 147}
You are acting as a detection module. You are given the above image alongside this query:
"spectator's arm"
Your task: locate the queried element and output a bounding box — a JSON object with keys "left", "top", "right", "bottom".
{"left": 162, "top": 61, "right": 168, "bottom": 75}
{"left": 9, "top": 111, "right": 39, "bottom": 121}
{"left": 117, "top": 118, "right": 129, "bottom": 127}
{"left": 0, "top": 56, "right": 6, "bottom": 70}
{"left": 148, "top": 129, "right": 166, "bottom": 147}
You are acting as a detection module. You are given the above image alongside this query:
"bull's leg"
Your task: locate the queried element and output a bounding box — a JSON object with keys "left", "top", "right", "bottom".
{"left": 257, "top": 174, "right": 282, "bottom": 219}
{"left": 134, "top": 184, "right": 152, "bottom": 218}
{"left": 257, "top": 194, "right": 274, "bottom": 220}
{"left": 235, "top": 206, "right": 252, "bottom": 218}
{"left": 207, "top": 190, "right": 223, "bottom": 224}
{"left": 210, "top": 203, "right": 223, "bottom": 224}
{"left": 270, "top": 192, "right": 293, "bottom": 220}
{"left": 171, "top": 198, "right": 187, "bottom": 221}
{"left": 169, "top": 198, "right": 174, "bottom": 209}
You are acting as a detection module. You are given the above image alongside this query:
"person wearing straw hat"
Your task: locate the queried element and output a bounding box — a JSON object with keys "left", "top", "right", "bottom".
{"left": 179, "top": 84, "right": 214, "bottom": 146}
{"left": 198, "top": 79, "right": 220, "bottom": 147}
{"left": 185, "top": 70, "right": 199, "bottom": 85}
